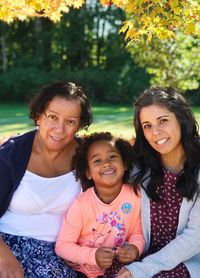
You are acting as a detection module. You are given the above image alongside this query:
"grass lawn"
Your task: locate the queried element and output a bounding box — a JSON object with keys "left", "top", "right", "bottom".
{"left": 0, "top": 103, "right": 135, "bottom": 140}
{"left": 0, "top": 103, "right": 200, "bottom": 141}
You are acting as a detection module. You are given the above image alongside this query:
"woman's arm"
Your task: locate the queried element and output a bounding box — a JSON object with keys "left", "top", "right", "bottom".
{"left": 0, "top": 152, "right": 24, "bottom": 277}
{"left": 119, "top": 194, "right": 200, "bottom": 278}
{"left": 0, "top": 236, "right": 24, "bottom": 278}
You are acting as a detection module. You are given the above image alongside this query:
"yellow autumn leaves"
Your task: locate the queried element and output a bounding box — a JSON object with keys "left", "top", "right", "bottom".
{"left": 0, "top": 0, "right": 85, "bottom": 23}
{"left": 100, "top": 0, "right": 199, "bottom": 41}
{"left": 0, "top": 0, "right": 199, "bottom": 41}
{"left": 118, "top": 0, "right": 200, "bottom": 41}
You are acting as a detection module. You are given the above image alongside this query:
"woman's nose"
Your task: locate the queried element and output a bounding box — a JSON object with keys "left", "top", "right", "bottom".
{"left": 55, "top": 121, "right": 65, "bottom": 132}
{"left": 152, "top": 124, "right": 160, "bottom": 135}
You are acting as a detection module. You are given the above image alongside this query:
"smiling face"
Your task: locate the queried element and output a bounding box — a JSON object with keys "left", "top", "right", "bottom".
{"left": 139, "top": 104, "right": 184, "bottom": 162}
{"left": 86, "top": 140, "right": 126, "bottom": 190}
{"left": 36, "top": 96, "right": 81, "bottom": 151}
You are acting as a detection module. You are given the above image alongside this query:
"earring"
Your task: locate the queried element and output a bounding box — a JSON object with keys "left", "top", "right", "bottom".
{"left": 36, "top": 121, "right": 39, "bottom": 129}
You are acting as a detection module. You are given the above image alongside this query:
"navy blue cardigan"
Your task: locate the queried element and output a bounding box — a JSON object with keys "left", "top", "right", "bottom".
{"left": 0, "top": 130, "right": 36, "bottom": 217}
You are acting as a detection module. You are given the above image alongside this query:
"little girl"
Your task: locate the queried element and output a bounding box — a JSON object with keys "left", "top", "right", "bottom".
{"left": 55, "top": 132, "right": 144, "bottom": 278}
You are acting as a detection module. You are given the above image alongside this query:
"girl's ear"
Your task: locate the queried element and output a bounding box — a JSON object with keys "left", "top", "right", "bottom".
{"left": 86, "top": 169, "right": 92, "bottom": 180}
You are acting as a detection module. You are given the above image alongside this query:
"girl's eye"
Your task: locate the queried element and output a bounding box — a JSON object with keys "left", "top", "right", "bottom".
{"left": 93, "top": 159, "right": 101, "bottom": 164}
{"left": 110, "top": 154, "right": 117, "bottom": 160}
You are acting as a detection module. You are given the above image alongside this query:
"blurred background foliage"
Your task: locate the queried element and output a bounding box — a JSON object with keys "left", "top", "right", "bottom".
{"left": 0, "top": 0, "right": 199, "bottom": 104}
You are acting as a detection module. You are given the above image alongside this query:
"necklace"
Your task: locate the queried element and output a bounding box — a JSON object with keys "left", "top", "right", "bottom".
{"left": 163, "top": 165, "right": 183, "bottom": 174}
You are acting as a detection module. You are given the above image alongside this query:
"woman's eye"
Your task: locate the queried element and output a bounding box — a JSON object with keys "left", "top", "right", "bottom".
{"left": 48, "top": 114, "right": 58, "bottom": 121}
{"left": 160, "top": 118, "right": 167, "bottom": 124}
{"left": 142, "top": 124, "right": 151, "bottom": 129}
{"left": 67, "top": 119, "right": 76, "bottom": 126}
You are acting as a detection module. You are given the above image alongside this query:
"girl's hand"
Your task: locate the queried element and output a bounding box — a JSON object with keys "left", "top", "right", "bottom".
{"left": 95, "top": 247, "right": 115, "bottom": 269}
{"left": 64, "top": 260, "right": 80, "bottom": 269}
{"left": 117, "top": 244, "right": 139, "bottom": 264}
{"left": 0, "top": 238, "right": 24, "bottom": 278}
{"left": 116, "top": 266, "right": 133, "bottom": 278}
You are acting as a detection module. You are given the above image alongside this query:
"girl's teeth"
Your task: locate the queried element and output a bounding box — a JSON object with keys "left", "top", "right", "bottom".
{"left": 103, "top": 170, "right": 114, "bottom": 175}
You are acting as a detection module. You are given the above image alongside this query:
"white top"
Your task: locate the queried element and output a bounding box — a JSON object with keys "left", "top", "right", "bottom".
{"left": 0, "top": 170, "right": 81, "bottom": 242}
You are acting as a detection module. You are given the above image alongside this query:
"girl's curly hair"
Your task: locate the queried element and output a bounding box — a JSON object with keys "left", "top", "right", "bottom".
{"left": 72, "top": 132, "right": 138, "bottom": 192}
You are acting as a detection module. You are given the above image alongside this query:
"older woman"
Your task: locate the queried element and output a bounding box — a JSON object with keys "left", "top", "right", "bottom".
{"left": 117, "top": 87, "right": 200, "bottom": 278}
{"left": 0, "top": 81, "right": 92, "bottom": 277}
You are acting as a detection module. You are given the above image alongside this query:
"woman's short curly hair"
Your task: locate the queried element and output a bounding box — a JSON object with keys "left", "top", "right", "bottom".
{"left": 29, "top": 80, "right": 92, "bottom": 130}
{"left": 72, "top": 132, "right": 137, "bottom": 192}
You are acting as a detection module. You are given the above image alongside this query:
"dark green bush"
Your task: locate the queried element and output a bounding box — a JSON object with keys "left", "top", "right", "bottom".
{"left": 0, "top": 65, "right": 150, "bottom": 104}
{"left": 0, "top": 67, "right": 50, "bottom": 102}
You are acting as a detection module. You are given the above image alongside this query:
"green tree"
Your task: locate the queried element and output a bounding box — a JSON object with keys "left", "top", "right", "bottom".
{"left": 1, "top": 1, "right": 199, "bottom": 41}
{"left": 128, "top": 33, "right": 200, "bottom": 92}
{"left": 0, "top": 0, "right": 150, "bottom": 103}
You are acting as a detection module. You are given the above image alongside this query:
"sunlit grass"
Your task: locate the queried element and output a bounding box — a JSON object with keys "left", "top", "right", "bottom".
{"left": 0, "top": 103, "right": 32, "bottom": 136}
{"left": 0, "top": 103, "right": 200, "bottom": 140}
{"left": 80, "top": 105, "right": 134, "bottom": 139}
{"left": 192, "top": 107, "right": 200, "bottom": 123}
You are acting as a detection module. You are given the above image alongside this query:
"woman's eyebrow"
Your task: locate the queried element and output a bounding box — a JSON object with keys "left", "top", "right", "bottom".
{"left": 46, "top": 109, "right": 59, "bottom": 114}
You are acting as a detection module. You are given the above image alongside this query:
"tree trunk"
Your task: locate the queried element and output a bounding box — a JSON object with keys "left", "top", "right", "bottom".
{"left": 1, "top": 36, "right": 7, "bottom": 72}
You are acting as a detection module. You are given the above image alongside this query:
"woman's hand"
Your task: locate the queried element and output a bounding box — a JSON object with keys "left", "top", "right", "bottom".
{"left": 0, "top": 238, "right": 24, "bottom": 278}
{"left": 116, "top": 266, "right": 133, "bottom": 278}
{"left": 95, "top": 247, "right": 115, "bottom": 269}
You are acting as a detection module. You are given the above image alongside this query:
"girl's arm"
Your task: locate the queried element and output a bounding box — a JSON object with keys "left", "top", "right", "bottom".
{"left": 127, "top": 208, "right": 145, "bottom": 257}
{"left": 117, "top": 191, "right": 145, "bottom": 265}
{"left": 121, "top": 194, "right": 200, "bottom": 278}
{"left": 55, "top": 199, "right": 99, "bottom": 267}
{"left": 117, "top": 203, "right": 145, "bottom": 264}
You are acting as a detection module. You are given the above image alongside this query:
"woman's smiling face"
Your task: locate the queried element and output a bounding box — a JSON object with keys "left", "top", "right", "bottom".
{"left": 139, "top": 104, "right": 183, "bottom": 159}
{"left": 37, "top": 96, "right": 81, "bottom": 151}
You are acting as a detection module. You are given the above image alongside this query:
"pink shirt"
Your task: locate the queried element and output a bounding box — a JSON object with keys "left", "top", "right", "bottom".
{"left": 56, "top": 184, "right": 144, "bottom": 277}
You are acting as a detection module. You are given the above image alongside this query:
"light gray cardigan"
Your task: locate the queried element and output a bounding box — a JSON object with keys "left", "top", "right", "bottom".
{"left": 126, "top": 175, "right": 200, "bottom": 278}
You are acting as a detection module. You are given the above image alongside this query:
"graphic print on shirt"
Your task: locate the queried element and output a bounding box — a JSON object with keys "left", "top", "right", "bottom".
{"left": 88, "top": 203, "right": 132, "bottom": 248}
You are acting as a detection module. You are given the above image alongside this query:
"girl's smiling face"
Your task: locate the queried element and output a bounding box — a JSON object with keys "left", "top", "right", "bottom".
{"left": 86, "top": 140, "right": 126, "bottom": 189}
{"left": 139, "top": 104, "right": 183, "bottom": 161}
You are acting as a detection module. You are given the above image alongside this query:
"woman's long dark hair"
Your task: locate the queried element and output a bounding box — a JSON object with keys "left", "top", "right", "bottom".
{"left": 132, "top": 87, "right": 200, "bottom": 201}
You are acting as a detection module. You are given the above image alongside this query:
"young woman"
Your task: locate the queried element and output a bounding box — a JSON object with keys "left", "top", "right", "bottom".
{"left": 117, "top": 87, "right": 200, "bottom": 278}
{"left": 0, "top": 80, "right": 92, "bottom": 277}
{"left": 55, "top": 132, "right": 144, "bottom": 278}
